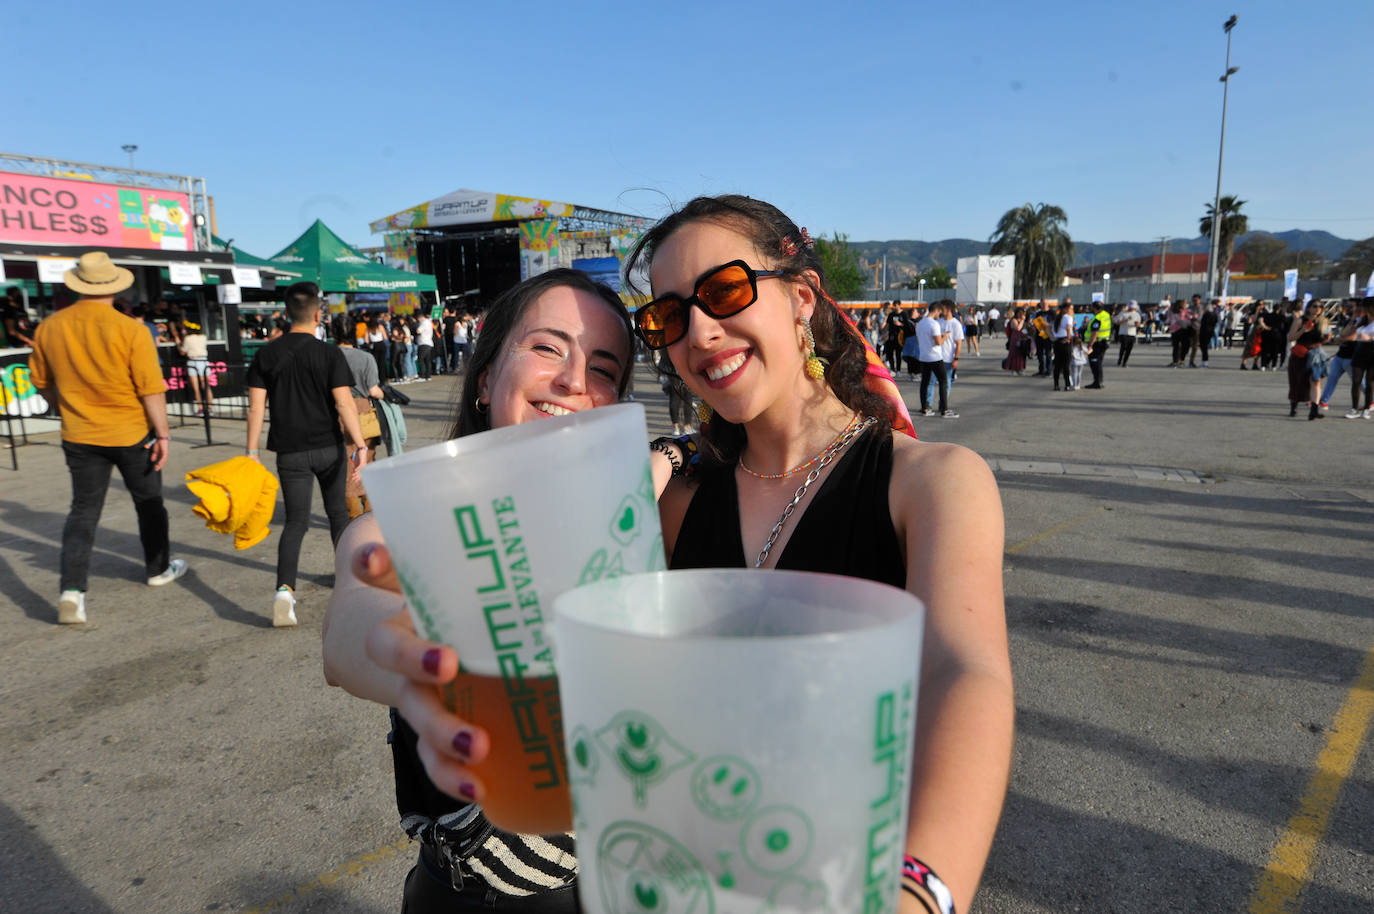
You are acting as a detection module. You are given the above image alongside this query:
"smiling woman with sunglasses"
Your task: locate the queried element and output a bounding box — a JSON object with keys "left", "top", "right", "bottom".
{"left": 631, "top": 195, "right": 1013, "bottom": 914}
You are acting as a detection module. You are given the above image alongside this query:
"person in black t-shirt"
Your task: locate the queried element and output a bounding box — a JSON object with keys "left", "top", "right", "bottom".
{"left": 246, "top": 282, "right": 370, "bottom": 627}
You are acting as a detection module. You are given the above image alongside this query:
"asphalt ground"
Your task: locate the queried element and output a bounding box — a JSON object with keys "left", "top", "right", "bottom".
{"left": 0, "top": 335, "right": 1370, "bottom": 913}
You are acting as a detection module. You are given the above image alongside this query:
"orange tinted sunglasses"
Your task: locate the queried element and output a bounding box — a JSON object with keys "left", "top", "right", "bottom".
{"left": 635, "top": 260, "right": 785, "bottom": 349}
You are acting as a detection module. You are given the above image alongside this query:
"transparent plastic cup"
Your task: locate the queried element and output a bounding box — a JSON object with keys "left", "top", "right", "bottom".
{"left": 552, "top": 569, "right": 924, "bottom": 914}
{"left": 360, "top": 403, "right": 665, "bottom": 832}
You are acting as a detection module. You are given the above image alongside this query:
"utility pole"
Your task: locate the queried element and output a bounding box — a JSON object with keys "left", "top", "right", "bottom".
{"left": 1206, "top": 15, "right": 1240, "bottom": 300}
{"left": 1156, "top": 236, "right": 1169, "bottom": 282}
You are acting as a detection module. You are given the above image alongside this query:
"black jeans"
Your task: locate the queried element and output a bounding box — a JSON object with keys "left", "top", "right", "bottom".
{"left": 418, "top": 344, "right": 434, "bottom": 379}
{"left": 275, "top": 444, "right": 350, "bottom": 590}
{"left": 918, "top": 359, "right": 949, "bottom": 412}
{"left": 1088, "top": 340, "right": 1108, "bottom": 385}
{"left": 1053, "top": 340, "right": 1072, "bottom": 389}
{"left": 60, "top": 439, "right": 169, "bottom": 592}
{"left": 1117, "top": 335, "right": 1135, "bottom": 366}
{"left": 1172, "top": 329, "right": 1194, "bottom": 364}
{"left": 1036, "top": 337, "right": 1052, "bottom": 374}
{"left": 666, "top": 386, "right": 691, "bottom": 426}
{"left": 371, "top": 342, "right": 390, "bottom": 380}
{"left": 884, "top": 343, "right": 902, "bottom": 374}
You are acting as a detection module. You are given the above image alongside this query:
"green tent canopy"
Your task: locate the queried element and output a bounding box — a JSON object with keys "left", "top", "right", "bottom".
{"left": 267, "top": 220, "right": 437, "bottom": 294}
{"left": 211, "top": 234, "right": 303, "bottom": 279}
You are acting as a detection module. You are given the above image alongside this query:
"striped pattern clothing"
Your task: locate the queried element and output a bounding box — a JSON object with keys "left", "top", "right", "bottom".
{"left": 464, "top": 827, "right": 578, "bottom": 894}
{"left": 391, "top": 710, "right": 579, "bottom": 895}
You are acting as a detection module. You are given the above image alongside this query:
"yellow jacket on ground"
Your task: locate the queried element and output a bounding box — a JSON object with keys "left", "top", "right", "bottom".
{"left": 185, "top": 456, "right": 279, "bottom": 550}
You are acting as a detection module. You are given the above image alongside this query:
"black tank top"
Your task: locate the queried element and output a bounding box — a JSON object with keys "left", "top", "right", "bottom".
{"left": 671, "top": 425, "right": 906, "bottom": 587}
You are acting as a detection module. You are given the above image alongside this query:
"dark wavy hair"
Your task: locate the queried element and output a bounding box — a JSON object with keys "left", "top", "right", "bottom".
{"left": 448, "top": 269, "right": 633, "bottom": 439}
{"left": 622, "top": 194, "right": 894, "bottom": 466}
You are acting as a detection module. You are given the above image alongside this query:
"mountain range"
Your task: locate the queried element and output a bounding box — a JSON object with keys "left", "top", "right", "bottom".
{"left": 853, "top": 230, "right": 1357, "bottom": 279}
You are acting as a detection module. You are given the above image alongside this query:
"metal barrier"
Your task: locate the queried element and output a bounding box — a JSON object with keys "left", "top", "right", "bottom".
{"left": 164, "top": 354, "right": 246, "bottom": 451}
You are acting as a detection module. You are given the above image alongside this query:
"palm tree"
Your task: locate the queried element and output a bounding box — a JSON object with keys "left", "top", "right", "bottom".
{"left": 989, "top": 203, "right": 1075, "bottom": 299}
{"left": 1199, "top": 195, "right": 1248, "bottom": 294}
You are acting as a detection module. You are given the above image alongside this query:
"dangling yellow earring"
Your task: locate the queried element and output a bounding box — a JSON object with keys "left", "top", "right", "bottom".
{"left": 696, "top": 401, "right": 713, "bottom": 424}
{"left": 800, "top": 317, "right": 828, "bottom": 380}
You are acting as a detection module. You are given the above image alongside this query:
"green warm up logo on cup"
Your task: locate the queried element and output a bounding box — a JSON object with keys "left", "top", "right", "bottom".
{"left": 362, "top": 403, "right": 665, "bottom": 834}
{"left": 452, "top": 496, "right": 563, "bottom": 790}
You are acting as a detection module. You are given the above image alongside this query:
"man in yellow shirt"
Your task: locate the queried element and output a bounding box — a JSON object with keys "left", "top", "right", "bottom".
{"left": 28, "top": 252, "right": 189, "bottom": 624}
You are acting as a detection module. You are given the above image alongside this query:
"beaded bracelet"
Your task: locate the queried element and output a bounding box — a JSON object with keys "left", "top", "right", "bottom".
{"left": 902, "top": 855, "right": 955, "bottom": 914}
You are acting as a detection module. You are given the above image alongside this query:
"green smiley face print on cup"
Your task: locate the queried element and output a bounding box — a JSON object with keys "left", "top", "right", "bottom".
{"left": 553, "top": 570, "right": 924, "bottom": 914}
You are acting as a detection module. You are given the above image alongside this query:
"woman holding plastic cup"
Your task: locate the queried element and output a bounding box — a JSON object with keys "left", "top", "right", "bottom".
{"left": 626, "top": 195, "right": 1012, "bottom": 914}
{"left": 324, "top": 268, "right": 662, "bottom": 910}
{"left": 330, "top": 196, "right": 1013, "bottom": 914}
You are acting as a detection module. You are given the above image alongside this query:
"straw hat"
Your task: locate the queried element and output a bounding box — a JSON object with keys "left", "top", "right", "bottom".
{"left": 64, "top": 252, "right": 134, "bottom": 296}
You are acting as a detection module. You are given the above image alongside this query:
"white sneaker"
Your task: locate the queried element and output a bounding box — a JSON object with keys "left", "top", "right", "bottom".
{"left": 273, "top": 587, "right": 298, "bottom": 627}
{"left": 1345, "top": 409, "right": 1363, "bottom": 419}
{"left": 1364, "top": 409, "right": 1374, "bottom": 420}
{"left": 58, "top": 590, "right": 86, "bottom": 624}
{"left": 147, "top": 558, "right": 188, "bottom": 586}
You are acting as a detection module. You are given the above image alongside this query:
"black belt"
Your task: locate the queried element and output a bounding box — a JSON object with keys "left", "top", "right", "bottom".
{"left": 418, "top": 839, "right": 471, "bottom": 891}
{"left": 405, "top": 804, "right": 494, "bottom": 892}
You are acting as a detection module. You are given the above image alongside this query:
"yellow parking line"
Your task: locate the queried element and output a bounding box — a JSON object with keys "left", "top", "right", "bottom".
{"left": 1005, "top": 507, "right": 1106, "bottom": 555}
{"left": 242, "top": 835, "right": 413, "bottom": 913}
{"left": 1246, "top": 640, "right": 1374, "bottom": 914}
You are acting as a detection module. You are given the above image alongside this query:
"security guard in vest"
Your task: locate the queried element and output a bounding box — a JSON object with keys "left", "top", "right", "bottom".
{"left": 1083, "top": 301, "right": 1112, "bottom": 389}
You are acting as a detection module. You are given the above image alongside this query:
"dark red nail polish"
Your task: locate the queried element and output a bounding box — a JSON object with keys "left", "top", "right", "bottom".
{"left": 452, "top": 730, "right": 473, "bottom": 758}
{"left": 457, "top": 781, "right": 477, "bottom": 802}
{"left": 422, "top": 648, "right": 442, "bottom": 677}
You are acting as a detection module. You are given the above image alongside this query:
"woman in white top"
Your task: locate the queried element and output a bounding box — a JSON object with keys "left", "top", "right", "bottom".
{"left": 178, "top": 319, "right": 213, "bottom": 415}
{"left": 451, "top": 316, "right": 470, "bottom": 372}
{"left": 1113, "top": 301, "right": 1141, "bottom": 367}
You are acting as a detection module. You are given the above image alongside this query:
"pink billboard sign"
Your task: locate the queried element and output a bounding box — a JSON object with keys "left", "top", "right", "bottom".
{"left": 0, "top": 172, "right": 194, "bottom": 251}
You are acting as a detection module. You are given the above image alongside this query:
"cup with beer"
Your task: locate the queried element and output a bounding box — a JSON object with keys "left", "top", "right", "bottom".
{"left": 552, "top": 569, "right": 924, "bottom": 914}
{"left": 361, "top": 402, "right": 665, "bottom": 832}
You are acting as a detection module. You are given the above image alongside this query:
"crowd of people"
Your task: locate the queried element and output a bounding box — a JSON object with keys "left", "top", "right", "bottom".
{"left": 239, "top": 305, "right": 479, "bottom": 386}
{"left": 848, "top": 292, "right": 1373, "bottom": 421}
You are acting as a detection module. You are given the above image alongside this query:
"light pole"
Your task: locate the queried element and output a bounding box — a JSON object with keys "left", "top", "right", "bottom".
{"left": 1206, "top": 15, "right": 1239, "bottom": 300}
{"left": 1103, "top": 272, "right": 1111, "bottom": 304}
{"left": 121, "top": 144, "right": 138, "bottom": 168}
{"left": 918, "top": 278, "right": 926, "bottom": 304}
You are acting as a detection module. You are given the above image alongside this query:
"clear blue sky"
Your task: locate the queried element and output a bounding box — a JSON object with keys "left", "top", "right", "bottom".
{"left": 9, "top": 0, "right": 1371, "bottom": 256}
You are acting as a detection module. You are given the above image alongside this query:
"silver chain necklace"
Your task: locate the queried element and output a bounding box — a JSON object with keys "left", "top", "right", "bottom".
{"left": 751, "top": 417, "right": 877, "bottom": 568}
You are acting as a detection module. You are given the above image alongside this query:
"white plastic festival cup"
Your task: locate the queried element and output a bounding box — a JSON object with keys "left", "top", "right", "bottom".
{"left": 552, "top": 569, "right": 924, "bottom": 914}
{"left": 360, "top": 402, "right": 665, "bottom": 833}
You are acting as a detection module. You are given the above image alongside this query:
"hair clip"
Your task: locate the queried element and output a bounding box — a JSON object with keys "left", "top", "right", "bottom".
{"left": 779, "top": 236, "right": 799, "bottom": 258}
{"left": 799, "top": 227, "right": 814, "bottom": 249}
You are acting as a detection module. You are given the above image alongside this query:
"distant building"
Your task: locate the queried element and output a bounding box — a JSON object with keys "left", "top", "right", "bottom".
{"left": 1065, "top": 252, "right": 1245, "bottom": 284}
